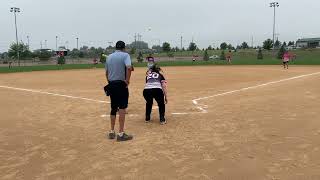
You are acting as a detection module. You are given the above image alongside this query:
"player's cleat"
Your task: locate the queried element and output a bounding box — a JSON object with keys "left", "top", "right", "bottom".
{"left": 145, "top": 115, "right": 151, "bottom": 123}
{"left": 117, "top": 133, "right": 133, "bottom": 142}
{"left": 108, "top": 131, "right": 116, "bottom": 140}
{"left": 160, "top": 117, "right": 167, "bottom": 125}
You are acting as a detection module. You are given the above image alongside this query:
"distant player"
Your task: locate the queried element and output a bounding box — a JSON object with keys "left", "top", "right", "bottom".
{"left": 146, "top": 54, "right": 155, "bottom": 69}
{"left": 283, "top": 51, "right": 290, "bottom": 69}
{"left": 93, "top": 57, "right": 98, "bottom": 67}
{"left": 226, "top": 50, "right": 232, "bottom": 64}
{"left": 143, "top": 64, "right": 168, "bottom": 125}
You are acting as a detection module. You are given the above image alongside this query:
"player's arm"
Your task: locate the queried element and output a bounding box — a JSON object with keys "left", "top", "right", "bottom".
{"left": 161, "top": 75, "right": 168, "bottom": 104}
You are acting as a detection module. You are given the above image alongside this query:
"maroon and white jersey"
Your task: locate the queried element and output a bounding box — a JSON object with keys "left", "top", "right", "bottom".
{"left": 145, "top": 71, "right": 166, "bottom": 89}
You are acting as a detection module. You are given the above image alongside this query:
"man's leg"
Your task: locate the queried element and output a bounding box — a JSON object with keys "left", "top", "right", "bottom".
{"left": 108, "top": 84, "right": 117, "bottom": 139}
{"left": 116, "top": 84, "right": 133, "bottom": 141}
{"left": 118, "top": 109, "right": 126, "bottom": 133}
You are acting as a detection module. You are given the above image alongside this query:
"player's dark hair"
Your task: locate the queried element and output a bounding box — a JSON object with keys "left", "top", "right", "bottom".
{"left": 150, "top": 64, "right": 162, "bottom": 73}
{"left": 116, "top": 41, "right": 126, "bottom": 50}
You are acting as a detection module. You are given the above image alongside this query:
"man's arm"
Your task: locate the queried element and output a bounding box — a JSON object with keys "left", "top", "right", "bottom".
{"left": 124, "top": 54, "right": 132, "bottom": 85}
{"left": 105, "top": 70, "right": 109, "bottom": 82}
{"left": 125, "top": 67, "right": 132, "bottom": 85}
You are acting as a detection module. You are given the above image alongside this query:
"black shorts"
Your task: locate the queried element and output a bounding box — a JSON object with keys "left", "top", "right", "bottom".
{"left": 283, "top": 61, "right": 289, "bottom": 64}
{"left": 109, "top": 81, "right": 129, "bottom": 110}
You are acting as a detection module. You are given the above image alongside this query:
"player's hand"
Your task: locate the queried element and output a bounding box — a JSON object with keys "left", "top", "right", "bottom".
{"left": 165, "top": 97, "right": 168, "bottom": 104}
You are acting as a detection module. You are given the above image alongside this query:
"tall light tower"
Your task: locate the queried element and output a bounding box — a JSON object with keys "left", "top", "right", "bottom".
{"left": 27, "top": 35, "right": 30, "bottom": 50}
{"left": 270, "top": 2, "right": 279, "bottom": 49}
{"left": 10, "top": 7, "right": 21, "bottom": 66}
{"left": 76, "top": 37, "right": 79, "bottom": 50}
{"left": 55, "top": 36, "right": 58, "bottom": 51}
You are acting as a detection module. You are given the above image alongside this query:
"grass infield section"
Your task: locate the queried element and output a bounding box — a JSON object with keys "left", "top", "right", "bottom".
{"left": 0, "top": 58, "right": 320, "bottom": 73}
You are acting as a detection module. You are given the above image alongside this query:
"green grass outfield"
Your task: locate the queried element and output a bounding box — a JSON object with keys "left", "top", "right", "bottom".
{"left": 0, "top": 57, "right": 320, "bottom": 74}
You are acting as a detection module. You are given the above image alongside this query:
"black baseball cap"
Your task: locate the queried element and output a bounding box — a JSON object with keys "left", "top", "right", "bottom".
{"left": 116, "top": 41, "right": 126, "bottom": 50}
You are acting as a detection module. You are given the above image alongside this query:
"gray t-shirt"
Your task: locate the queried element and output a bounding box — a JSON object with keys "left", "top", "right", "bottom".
{"left": 105, "top": 51, "right": 132, "bottom": 82}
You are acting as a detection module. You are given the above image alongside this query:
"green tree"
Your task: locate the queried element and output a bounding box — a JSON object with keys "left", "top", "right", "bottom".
{"left": 100, "top": 53, "right": 107, "bottom": 63}
{"left": 203, "top": 50, "right": 209, "bottom": 61}
{"left": 241, "top": 42, "right": 249, "bottom": 49}
{"left": 162, "top": 42, "right": 171, "bottom": 52}
{"left": 288, "top": 41, "right": 295, "bottom": 46}
{"left": 263, "top": 39, "right": 273, "bottom": 50}
{"left": 220, "top": 42, "right": 227, "bottom": 50}
{"left": 220, "top": 51, "right": 226, "bottom": 60}
{"left": 69, "top": 48, "right": 80, "bottom": 58}
{"left": 130, "top": 48, "right": 136, "bottom": 55}
{"left": 188, "top": 42, "right": 197, "bottom": 51}
{"left": 277, "top": 44, "right": 286, "bottom": 59}
{"left": 207, "top": 45, "right": 213, "bottom": 50}
{"left": 274, "top": 40, "right": 281, "bottom": 49}
{"left": 227, "top": 44, "right": 234, "bottom": 50}
{"left": 8, "top": 43, "right": 32, "bottom": 59}
{"left": 257, "top": 48, "right": 263, "bottom": 60}
{"left": 33, "top": 49, "right": 52, "bottom": 61}
{"left": 137, "top": 51, "right": 144, "bottom": 63}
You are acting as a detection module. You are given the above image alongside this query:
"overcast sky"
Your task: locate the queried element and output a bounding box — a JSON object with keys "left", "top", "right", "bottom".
{"left": 1, "top": 0, "right": 319, "bottom": 52}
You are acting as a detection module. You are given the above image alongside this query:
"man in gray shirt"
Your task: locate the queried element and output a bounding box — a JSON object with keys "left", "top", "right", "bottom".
{"left": 105, "top": 41, "right": 133, "bottom": 141}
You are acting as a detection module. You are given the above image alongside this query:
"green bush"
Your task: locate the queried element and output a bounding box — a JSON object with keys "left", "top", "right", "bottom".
{"left": 277, "top": 44, "right": 286, "bottom": 59}
{"left": 137, "top": 52, "right": 143, "bottom": 63}
{"left": 220, "top": 51, "right": 226, "bottom": 60}
{"left": 57, "top": 56, "right": 65, "bottom": 65}
{"left": 203, "top": 50, "right": 209, "bottom": 61}
{"left": 257, "top": 49, "right": 263, "bottom": 59}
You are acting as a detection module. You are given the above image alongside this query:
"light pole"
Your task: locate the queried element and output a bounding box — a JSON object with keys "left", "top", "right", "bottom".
{"left": 45, "top": 40, "right": 47, "bottom": 49}
{"left": 10, "top": 7, "right": 21, "bottom": 66}
{"left": 27, "top": 36, "right": 30, "bottom": 50}
{"left": 76, "top": 37, "right": 79, "bottom": 50}
{"left": 55, "top": 36, "right": 58, "bottom": 51}
{"left": 270, "top": 2, "right": 279, "bottom": 49}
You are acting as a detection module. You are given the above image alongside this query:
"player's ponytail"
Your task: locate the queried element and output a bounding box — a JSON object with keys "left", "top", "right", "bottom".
{"left": 150, "top": 63, "right": 162, "bottom": 73}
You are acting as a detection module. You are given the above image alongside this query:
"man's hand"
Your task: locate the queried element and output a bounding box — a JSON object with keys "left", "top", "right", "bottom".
{"left": 165, "top": 97, "right": 168, "bottom": 104}
{"left": 125, "top": 80, "right": 130, "bottom": 86}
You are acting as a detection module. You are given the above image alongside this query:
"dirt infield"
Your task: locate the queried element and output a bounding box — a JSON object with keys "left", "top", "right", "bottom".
{"left": 1, "top": 65, "right": 320, "bottom": 180}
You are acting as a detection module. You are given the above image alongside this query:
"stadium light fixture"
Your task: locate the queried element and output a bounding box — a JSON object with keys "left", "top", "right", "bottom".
{"left": 10, "top": 7, "right": 21, "bottom": 66}
{"left": 270, "top": 2, "right": 279, "bottom": 49}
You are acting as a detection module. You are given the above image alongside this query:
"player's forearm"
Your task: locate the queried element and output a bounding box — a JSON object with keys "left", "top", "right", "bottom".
{"left": 105, "top": 71, "right": 109, "bottom": 81}
{"left": 162, "top": 86, "right": 168, "bottom": 98}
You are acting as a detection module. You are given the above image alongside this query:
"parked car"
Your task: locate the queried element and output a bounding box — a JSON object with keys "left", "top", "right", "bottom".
{"left": 209, "top": 55, "right": 219, "bottom": 60}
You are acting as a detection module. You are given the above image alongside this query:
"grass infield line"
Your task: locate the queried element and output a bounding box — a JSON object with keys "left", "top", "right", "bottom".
{"left": 187, "top": 71, "right": 320, "bottom": 114}
{"left": 0, "top": 85, "right": 109, "bottom": 104}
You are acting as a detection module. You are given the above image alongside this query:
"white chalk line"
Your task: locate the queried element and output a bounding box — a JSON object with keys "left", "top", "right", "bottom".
{"left": 173, "top": 71, "right": 320, "bottom": 115}
{"left": 0, "top": 85, "right": 109, "bottom": 104}
{"left": 100, "top": 114, "right": 139, "bottom": 118}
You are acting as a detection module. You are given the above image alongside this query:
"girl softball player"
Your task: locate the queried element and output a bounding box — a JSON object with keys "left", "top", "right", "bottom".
{"left": 283, "top": 51, "right": 290, "bottom": 69}
{"left": 143, "top": 64, "right": 168, "bottom": 125}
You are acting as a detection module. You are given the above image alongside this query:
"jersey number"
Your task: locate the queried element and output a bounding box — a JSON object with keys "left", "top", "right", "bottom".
{"left": 147, "top": 73, "right": 159, "bottom": 80}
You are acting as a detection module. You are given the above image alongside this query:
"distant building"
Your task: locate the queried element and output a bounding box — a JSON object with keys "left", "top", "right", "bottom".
{"left": 296, "top": 38, "right": 320, "bottom": 48}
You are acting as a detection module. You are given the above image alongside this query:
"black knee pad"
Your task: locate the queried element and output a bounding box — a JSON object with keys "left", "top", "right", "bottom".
{"left": 110, "top": 108, "right": 118, "bottom": 116}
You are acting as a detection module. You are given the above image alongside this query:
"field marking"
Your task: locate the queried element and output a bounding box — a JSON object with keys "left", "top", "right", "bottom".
{"left": 0, "top": 85, "right": 109, "bottom": 104}
{"left": 101, "top": 114, "right": 139, "bottom": 118}
{"left": 174, "top": 71, "right": 320, "bottom": 115}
